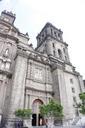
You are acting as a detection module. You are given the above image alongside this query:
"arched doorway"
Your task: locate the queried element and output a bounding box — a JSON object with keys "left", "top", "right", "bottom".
{"left": 32, "top": 99, "right": 44, "bottom": 126}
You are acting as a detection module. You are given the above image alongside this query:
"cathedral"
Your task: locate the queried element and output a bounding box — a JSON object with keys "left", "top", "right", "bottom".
{"left": 0, "top": 10, "right": 85, "bottom": 127}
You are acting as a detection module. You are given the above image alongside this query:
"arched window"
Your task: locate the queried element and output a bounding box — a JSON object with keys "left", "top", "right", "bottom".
{"left": 63, "top": 48, "right": 65, "bottom": 53}
{"left": 53, "top": 43, "right": 55, "bottom": 48}
{"left": 58, "top": 33, "right": 61, "bottom": 40}
{"left": 65, "top": 56, "right": 67, "bottom": 61}
{"left": 53, "top": 50, "right": 55, "bottom": 56}
{"left": 58, "top": 49, "right": 62, "bottom": 59}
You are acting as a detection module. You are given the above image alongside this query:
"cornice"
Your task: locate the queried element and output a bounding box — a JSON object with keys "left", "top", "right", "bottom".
{"left": 15, "top": 47, "right": 51, "bottom": 66}
{"left": 15, "top": 50, "right": 28, "bottom": 59}
{"left": 36, "top": 22, "right": 63, "bottom": 38}
{"left": 0, "top": 32, "right": 18, "bottom": 42}
{"left": 36, "top": 35, "right": 68, "bottom": 50}
{"left": 0, "top": 19, "right": 19, "bottom": 32}
{"left": 19, "top": 32, "right": 29, "bottom": 40}
{"left": 25, "top": 86, "right": 53, "bottom": 94}
{"left": 26, "top": 77, "right": 52, "bottom": 85}
{"left": 64, "top": 61, "right": 72, "bottom": 66}
{"left": 28, "top": 55, "right": 50, "bottom": 66}
{"left": 64, "top": 69, "right": 80, "bottom": 76}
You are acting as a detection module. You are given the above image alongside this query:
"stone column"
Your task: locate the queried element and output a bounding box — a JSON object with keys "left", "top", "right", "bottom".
{"left": 52, "top": 66, "right": 70, "bottom": 122}
{"left": 25, "top": 94, "right": 30, "bottom": 109}
{"left": 25, "top": 94, "right": 28, "bottom": 109}
{"left": 57, "top": 69, "right": 70, "bottom": 120}
{"left": 0, "top": 75, "right": 7, "bottom": 114}
{"left": 8, "top": 55, "right": 27, "bottom": 118}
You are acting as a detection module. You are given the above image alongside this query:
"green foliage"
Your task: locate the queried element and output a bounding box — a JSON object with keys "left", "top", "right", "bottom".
{"left": 40, "top": 99, "right": 63, "bottom": 119}
{"left": 79, "top": 92, "right": 85, "bottom": 103}
{"left": 15, "top": 109, "right": 32, "bottom": 119}
{"left": 78, "top": 92, "right": 85, "bottom": 114}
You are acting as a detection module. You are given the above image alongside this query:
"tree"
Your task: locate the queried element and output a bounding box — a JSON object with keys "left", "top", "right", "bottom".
{"left": 40, "top": 99, "right": 63, "bottom": 125}
{"left": 15, "top": 109, "right": 32, "bottom": 128}
{"left": 15, "top": 109, "right": 32, "bottom": 119}
{"left": 78, "top": 92, "right": 85, "bottom": 114}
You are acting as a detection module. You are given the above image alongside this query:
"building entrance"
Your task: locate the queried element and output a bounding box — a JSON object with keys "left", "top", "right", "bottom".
{"left": 32, "top": 99, "right": 44, "bottom": 126}
{"left": 32, "top": 114, "right": 44, "bottom": 126}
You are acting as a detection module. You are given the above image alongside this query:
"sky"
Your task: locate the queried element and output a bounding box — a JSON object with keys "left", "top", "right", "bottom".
{"left": 0, "top": 0, "right": 85, "bottom": 79}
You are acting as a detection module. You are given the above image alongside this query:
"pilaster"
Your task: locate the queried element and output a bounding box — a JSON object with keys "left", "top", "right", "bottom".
{"left": 46, "top": 37, "right": 53, "bottom": 56}
{"left": 8, "top": 54, "right": 27, "bottom": 118}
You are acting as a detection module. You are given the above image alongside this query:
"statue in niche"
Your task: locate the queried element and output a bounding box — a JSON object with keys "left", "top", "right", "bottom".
{"left": 4, "top": 48, "right": 9, "bottom": 57}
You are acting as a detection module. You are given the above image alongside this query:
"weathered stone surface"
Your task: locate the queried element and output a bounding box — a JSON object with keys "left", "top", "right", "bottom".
{"left": 0, "top": 10, "right": 85, "bottom": 128}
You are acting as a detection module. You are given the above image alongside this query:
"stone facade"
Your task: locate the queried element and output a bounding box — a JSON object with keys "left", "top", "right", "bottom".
{"left": 0, "top": 10, "right": 85, "bottom": 126}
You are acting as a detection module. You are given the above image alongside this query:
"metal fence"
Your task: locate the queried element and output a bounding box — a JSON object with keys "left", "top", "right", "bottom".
{"left": 32, "top": 126, "right": 85, "bottom": 128}
{"left": 32, "top": 126, "right": 84, "bottom": 128}
{"left": 0, "top": 118, "right": 23, "bottom": 128}
{"left": 0, "top": 118, "right": 84, "bottom": 128}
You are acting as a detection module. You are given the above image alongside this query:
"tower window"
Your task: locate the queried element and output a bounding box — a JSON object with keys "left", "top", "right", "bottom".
{"left": 72, "top": 87, "right": 75, "bottom": 93}
{"left": 58, "top": 33, "right": 61, "bottom": 40}
{"left": 58, "top": 49, "right": 62, "bottom": 59}
{"left": 63, "top": 48, "right": 65, "bottom": 53}
{"left": 51, "top": 28, "right": 53, "bottom": 35}
{"left": 53, "top": 43, "right": 55, "bottom": 48}
{"left": 73, "top": 96, "right": 77, "bottom": 103}
{"left": 42, "top": 34, "right": 44, "bottom": 37}
{"left": 70, "top": 78, "right": 73, "bottom": 84}
{"left": 65, "top": 56, "right": 67, "bottom": 61}
{"left": 54, "top": 31, "right": 56, "bottom": 34}
{"left": 54, "top": 31, "right": 57, "bottom": 36}
{"left": 38, "top": 37, "right": 41, "bottom": 42}
{"left": 53, "top": 50, "right": 55, "bottom": 56}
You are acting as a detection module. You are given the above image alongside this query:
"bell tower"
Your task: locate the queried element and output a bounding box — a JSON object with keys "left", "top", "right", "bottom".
{"left": 36, "top": 22, "right": 70, "bottom": 63}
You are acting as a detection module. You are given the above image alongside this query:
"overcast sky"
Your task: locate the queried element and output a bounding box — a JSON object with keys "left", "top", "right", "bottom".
{"left": 0, "top": 0, "right": 85, "bottom": 79}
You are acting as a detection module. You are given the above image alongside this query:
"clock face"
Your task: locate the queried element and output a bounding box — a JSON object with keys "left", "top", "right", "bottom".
{"left": 34, "top": 67, "right": 43, "bottom": 81}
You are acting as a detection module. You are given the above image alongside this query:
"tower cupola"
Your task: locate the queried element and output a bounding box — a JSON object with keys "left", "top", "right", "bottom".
{"left": 0, "top": 10, "right": 16, "bottom": 24}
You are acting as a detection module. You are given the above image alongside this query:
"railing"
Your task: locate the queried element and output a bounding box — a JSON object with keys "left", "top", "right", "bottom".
{"left": 0, "top": 118, "right": 23, "bottom": 128}
{"left": 32, "top": 126, "right": 84, "bottom": 128}
{"left": 0, "top": 124, "right": 84, "bottom": 128}
{"left": 0, "top": 118, "right": 84, "bottom": 128}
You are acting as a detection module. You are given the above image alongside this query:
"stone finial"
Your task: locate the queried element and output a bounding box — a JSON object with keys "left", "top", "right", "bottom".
{"left": 3, "top": 10, "right": 16, "bottom": 17}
